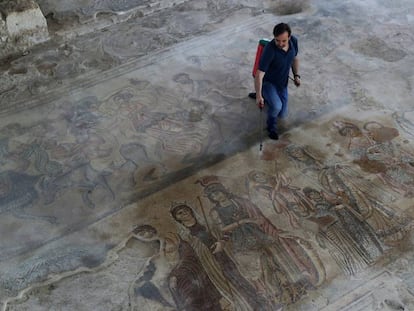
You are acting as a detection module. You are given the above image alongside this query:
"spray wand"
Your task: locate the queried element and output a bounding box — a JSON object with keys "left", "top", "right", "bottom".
{"left": 259, "top": 107, "right": 263, "bottom": 152}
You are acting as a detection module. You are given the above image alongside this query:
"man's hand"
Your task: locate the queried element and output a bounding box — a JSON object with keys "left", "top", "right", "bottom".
{"left": 294, "top": 75, "right": 301, "bottom": 87}
{"left": 256, "top": 96, "right": 265, "bottom": 109}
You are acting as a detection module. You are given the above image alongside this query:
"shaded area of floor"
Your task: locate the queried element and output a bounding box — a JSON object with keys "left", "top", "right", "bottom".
{"left": 1, "top": 0, "right": 414, "bottom": 310}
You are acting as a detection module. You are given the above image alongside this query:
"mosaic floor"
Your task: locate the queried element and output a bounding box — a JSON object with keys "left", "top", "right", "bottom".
{"left": 0, "top": 0, "right": 414, "bottom": 310}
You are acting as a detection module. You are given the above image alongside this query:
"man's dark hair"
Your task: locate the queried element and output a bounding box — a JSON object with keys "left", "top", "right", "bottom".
{"left": 273, "top": 23, "right": 291, "bottom": 37}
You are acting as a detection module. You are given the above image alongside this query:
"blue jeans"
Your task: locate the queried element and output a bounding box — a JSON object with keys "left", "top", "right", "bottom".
{"left": 262, "top": 81, "right": 288, "bottom": 133}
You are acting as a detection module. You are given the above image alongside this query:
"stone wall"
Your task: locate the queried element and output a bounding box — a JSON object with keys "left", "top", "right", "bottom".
{"left": 0, "top": 0, "right": 191, "bottom": 59}
{"left": 0, "top": 0, "right": 49, "bottom": 59}
{"left": 37, "top": 0, "right": 188, "bottom": 22}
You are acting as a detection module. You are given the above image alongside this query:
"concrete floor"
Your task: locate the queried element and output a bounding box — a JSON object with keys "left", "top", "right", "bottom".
{"left": 1, "top": 0, "right": 414, "bottom": 310}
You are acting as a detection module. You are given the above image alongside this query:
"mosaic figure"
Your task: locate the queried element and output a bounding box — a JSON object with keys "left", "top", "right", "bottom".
{"left": 0, "top": 171, "right": 38, "bottom": 214}
{"left": 363, "top": 121, "right": 414, "bottom": 198}
{"left": 332, "top": 120, "right": 372, "bottom": 159}
{"left": 52, "top": 97, "right": 117, "bottom": 207}
{"left": 166, "top": 233, "right": 224, "bottom": 311}
{"left": 130, "top": 225, "right": 223, "bottom": 311}
{"left": 197, "top": 176, "right": 325, "bottom": 304}
{"left": 144, "top": 110, "right": 212, "bottom": 165}
{"left": 334, "top": 120, "right": 414, "bottom": 198}
{"left": 303, "top": 187, "right": 383, "bottom": 275}
{"left": 99, "top": 87, "right": 170, "bottom": 185}
{"left": 246, "top": 170, "right": 314, "bottom": 230}
{"left": 171, "top": 203, "right": 274, "bottom": 311}
{"left": 129, "top": 225, "right": 175, "bottom": 310}
{"left": 285, "top": 143, "right": 411, "bottom": 245}
{"left": 0, "top": 170, "right": 56, "bottom": 223}
{"left": 22, "top": 143, "right": 63, "bottom": 175}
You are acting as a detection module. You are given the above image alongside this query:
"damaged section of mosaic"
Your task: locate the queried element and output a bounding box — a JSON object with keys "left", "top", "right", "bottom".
{"left": 5, "top": 112, "right": 413, "bottom": 310}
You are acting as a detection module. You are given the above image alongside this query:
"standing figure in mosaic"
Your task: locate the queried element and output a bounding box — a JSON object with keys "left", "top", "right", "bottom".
{"left": 129, "top": 224, "right": 224, "bottom": 310}
{"left": 197, "top": 176, "right": 325, "bottom": 304}
{"left": 246, "top": 170, "right": 314, "bottom": 230}
{"left": 171, "top": 203, "right": 274, "bottom": 311}
{"left": 302, "top": 187, "right": 383, "bottom": 275}
{"left": 285, "top": 143, "right": 409, "bottom": 244}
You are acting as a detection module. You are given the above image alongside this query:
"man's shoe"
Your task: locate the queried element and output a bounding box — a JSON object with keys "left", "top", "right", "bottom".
{"left": 248, "top": 92, "right": 256, "bottom": 99}
{"left": 268, "top": 131, "right": 279, "bottom": 140}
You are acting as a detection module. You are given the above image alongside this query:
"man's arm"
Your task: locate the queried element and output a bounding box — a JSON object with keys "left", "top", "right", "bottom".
{"left": 254, "top": 69, "right": 265, "bottom": 108}
{"left": 291, "top": 57, "right": 301, "bottom": 87}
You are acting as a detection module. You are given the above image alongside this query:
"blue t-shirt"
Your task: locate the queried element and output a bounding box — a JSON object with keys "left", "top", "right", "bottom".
{"left": 258, "top": 35, "right": 298, "bottom": 89}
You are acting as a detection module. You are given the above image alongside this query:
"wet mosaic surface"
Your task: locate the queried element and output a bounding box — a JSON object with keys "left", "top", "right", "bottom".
{"left": 0, "top": 0, "right": 414, "bottom": 310}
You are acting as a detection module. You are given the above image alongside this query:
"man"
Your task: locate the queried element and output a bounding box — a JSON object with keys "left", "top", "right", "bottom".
{"left": 254, "top": 23, "right": 301, "bottom": 140}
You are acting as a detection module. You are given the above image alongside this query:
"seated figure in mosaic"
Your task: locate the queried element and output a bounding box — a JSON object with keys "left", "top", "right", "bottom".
{"left": 166, "top": 233, "right": 224, "bottom": 310}
{"left": 171, "top": 203, "right": 275, "bottom": 311}
{"left": 129, "top": 225, "right": 223, "bottom": 310}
